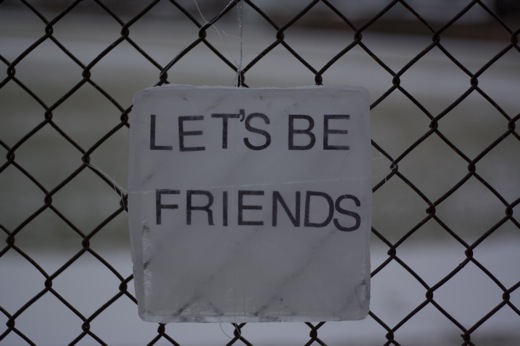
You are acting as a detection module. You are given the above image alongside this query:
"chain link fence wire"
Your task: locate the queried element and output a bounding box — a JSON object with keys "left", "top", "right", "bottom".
{"left": 1, "top": 0, "right": 519, "bottom": 345}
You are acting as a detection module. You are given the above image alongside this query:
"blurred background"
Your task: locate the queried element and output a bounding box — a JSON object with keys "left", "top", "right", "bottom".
{"left": 1, "top": 0, "right": 519, "bottom": 345}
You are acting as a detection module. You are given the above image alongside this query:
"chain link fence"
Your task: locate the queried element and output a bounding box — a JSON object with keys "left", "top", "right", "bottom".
{"left": 1, "top": 0, "right": 519, "bottom": 345}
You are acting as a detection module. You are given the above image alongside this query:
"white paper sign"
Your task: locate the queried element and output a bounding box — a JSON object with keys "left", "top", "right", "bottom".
{"left": 128, "top": 85, "right": 371, "bottom": 323}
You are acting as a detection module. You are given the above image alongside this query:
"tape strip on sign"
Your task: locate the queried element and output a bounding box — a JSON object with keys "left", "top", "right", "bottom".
{"left": 128, "top": 85, "right": 371, "bottom": 323}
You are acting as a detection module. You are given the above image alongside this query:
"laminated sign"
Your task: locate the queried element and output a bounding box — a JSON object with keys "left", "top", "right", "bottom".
{"left": 128, "top": 85, "right": 371, "bottom": 323}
